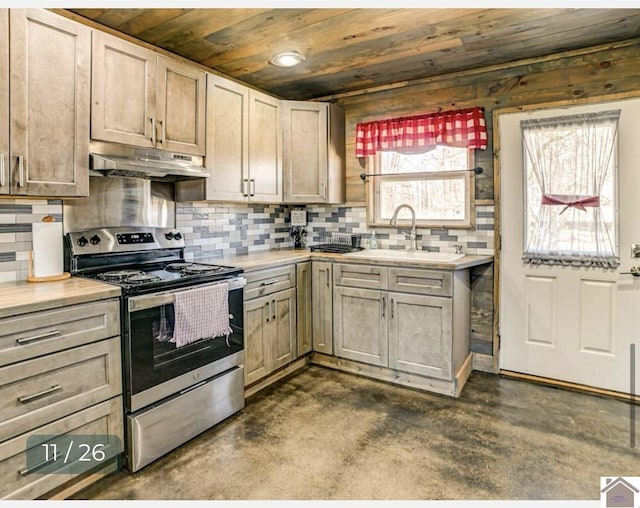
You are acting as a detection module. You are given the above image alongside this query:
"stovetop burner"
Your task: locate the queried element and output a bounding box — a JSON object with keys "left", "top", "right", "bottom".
{"left": 126, "top": 273, "right": 163, "bottom": 285}
{"left": 98, "top": 269, "right": 145, "bottom": 282}
{"left": 164, "top": 262, "right": 193, "bottom": 272}
{"left": 182, "top": 264, "right": 224, "bottom": 275}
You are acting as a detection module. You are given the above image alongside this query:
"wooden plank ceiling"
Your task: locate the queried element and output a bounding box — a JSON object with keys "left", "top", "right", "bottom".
{"left": 67, "top": 8, "right": 640, "bottom": 100}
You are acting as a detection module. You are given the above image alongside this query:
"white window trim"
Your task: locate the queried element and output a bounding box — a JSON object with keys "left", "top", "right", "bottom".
{"left": 366, "top": 150, "right": 476, "bottom": 229}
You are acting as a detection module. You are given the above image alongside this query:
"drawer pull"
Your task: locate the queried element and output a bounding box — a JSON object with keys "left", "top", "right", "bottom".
{"left": 19, "top": 452, "right": 63, "bottom": 476}
{"left": 18, "top": 384, "right": 63, "bottom": 404}
{"left": 16, "top": 330, "right": 61, "bottom": 345}
{"left": 260, "top": 279, "right": 281, "bottom": 286}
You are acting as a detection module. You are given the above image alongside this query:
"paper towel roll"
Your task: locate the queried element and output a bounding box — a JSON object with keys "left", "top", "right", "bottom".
{"left": 32, "top": 221, "right": 64, "bottom": 278}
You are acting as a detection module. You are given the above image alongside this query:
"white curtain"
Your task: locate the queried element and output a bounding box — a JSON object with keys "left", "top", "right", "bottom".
{"left": 521, "top": 110, "right": 620, "bottom": 268}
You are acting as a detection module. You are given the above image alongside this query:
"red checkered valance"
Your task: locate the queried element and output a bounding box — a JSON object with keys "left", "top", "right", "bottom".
{"left": 355, "top": 107, "right": 487, "bottom": 157}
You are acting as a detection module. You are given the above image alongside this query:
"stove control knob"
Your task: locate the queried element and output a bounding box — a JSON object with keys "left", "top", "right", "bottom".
{"left": 174, "top": 232, "right": 182, "bottom": 240}
{"left": 77, "top": 236, "right": 88, "bottom": 247}
{"left": 90, "top": 234, "right": 101, "bottom": 245}
{"left": 165, "top": 232, "right": 175, "bottom": 240}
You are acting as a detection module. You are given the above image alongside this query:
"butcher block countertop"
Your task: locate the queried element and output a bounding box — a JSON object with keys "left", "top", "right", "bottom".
{"left": 200, "top": 248, "right": 494, "bottom": 273}
{"left": 0, "top": 277, "right": 121, "bottom": 319}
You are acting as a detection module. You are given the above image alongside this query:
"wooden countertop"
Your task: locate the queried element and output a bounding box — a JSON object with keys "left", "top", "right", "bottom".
{"left": 198, "top": 248, "right": 494, "bottom": 272}
{"left": 0, "top": 277, "right": 121, "bottom": 319}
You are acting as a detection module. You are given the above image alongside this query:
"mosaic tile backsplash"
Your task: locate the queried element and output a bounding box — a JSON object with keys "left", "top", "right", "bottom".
{"left": 0, "top": 199, "right": 63, "bottom": 282}
{"left": 0, "top": 199, "right": 494, "bottom": 279}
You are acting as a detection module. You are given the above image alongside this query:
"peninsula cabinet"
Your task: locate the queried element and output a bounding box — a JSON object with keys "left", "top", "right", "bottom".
{"left": 282, "top": 101, "right": 345, "bottom": 204}
{"left": 0, "top": 9, "right": 90, "bottom": 197}
{"left": 243, "top": 265, "right": 297, "bottom": 386}
{"left": 180, "top": 73, "right": 282, "bottom": 203}
{"left": 329, "top": 262, "right": 471, "bottom": 395}
{"left": 91, "top": 31, "right": 206, "bottom": 156}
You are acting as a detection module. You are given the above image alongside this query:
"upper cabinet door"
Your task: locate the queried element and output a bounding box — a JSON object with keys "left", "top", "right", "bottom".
{"left": 0, "top": 9, "right": 9, "bottom": 196}
{"left": 283, "top": 101, "right": 327, "bottom": 203}
{"left": 91, "top": 31, "right": 156, "bottom": 148}
{"left": 249, "top": 90, "right": 282, "bottom": 202}
{"left": 156, "top": 56, "right": 206, "bottom": 156}
{"left": 205, "top": 73, "right": 249, "bottom": 202}
{"left": 9, "top": 9, "right": 90, "bottom": 197}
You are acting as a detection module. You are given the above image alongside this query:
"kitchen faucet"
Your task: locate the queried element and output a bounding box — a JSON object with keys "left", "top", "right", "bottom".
{"left": 390, "top": 204, "right": 418, "bottom": 251}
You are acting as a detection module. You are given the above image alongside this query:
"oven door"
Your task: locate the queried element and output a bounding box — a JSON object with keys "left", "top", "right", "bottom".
{"left": 124, "top": 277, "right": 245, "bottom": 412}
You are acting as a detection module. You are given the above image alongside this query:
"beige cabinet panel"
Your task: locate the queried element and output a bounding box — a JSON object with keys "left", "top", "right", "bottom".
{"left": 244, "top": 296, "right": 270, "bottom": 386}
{"left": 244, "top": 264, "right": 295, "bottom": 301}
{"left": 312, "top": 261, "right": 333, "bottom": 355}
{"left": 333, "top": 262, "right": 388, "bottom": 290}
{"left": 271, "top": 288, "right": 296, "bottom": 370}
{"left": 0, "top": 397, "right": 123, "bottom": 500}
{"left": 333, "top": 286, "right": 388, "bottom": 367}
{"left": 91, "top": 30, "right": 156, "bottom": 149}
{"left": 0, "top": 10, "right": 8, "bottom": 196}
{"left": 283, "top": 101, "right": 345, "bottom": 204}
{"left": 156, "top": 55, "right": 206, "bottom": 155}
{"left": 205, "top": 73, "right": 249, "bottom": 201}
{"left": 9, "top": 9, "right": 90, "bottom": 197}
{"left": 0, "top": 299, "right": 120, "bottom": 368}
{"left": 0, "top": 337, "right": 122, "bottom": 442}
{"left": 388, "top": 292, "right": 453, "bottom": 379}
{"left": 296, "top": 262, "right": 312, "bottom": 356}
{"left": 249, "top": 90, "right": 282, "bottom": 202}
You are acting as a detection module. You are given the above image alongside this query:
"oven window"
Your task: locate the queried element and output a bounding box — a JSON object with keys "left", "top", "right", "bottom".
{"left": 127, "top": 287, "right": 244, "bottom": 397}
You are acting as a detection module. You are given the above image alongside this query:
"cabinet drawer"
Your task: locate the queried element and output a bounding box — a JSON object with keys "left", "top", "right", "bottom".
{"left": 0, "top": 338, "right": 122, "bottom": 442}
{"left": 388, "top": 268, "right": 452, "bottom": 297}
{"left": 244, "top": 265, "right": 296, "bottom": 300}
{"left": 0, "top": 300, "right": 120, "bottom": 368}
{"left": 0, "top": 397, "right": 123, "bottom": 500}
{"left": 333, "top": 263, "right": 388, "bottom": 290}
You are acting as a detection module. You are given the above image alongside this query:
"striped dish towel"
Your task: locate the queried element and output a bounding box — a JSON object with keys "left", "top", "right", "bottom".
{"left": 171, "top": 283, "right": 233, "bottom": 348}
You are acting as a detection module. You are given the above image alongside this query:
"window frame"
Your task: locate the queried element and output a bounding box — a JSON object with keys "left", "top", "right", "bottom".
{"left": 366, "top": 148, "right": 476, "bottom": 229}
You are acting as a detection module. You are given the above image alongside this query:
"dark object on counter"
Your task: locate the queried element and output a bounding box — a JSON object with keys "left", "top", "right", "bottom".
{"left": 290, "top": 227, "right": 307, "bottom": 249}
{"left": 309, "top": 232, "right": 364, "bottom": 253}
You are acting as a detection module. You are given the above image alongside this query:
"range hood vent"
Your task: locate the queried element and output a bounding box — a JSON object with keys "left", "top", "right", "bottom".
{"left": 89, "top": 142, "right": 209, "bottom": 182}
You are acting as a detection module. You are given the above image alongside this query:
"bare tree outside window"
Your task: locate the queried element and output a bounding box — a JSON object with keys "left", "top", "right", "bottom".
{"left": 367, "top": 146, "right": 474, "bottom": 228}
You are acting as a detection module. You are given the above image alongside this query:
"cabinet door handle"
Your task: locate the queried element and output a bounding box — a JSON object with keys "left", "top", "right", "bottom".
{"left": 17, "top": 155, "right": 25, "bottom": 187}
{"left": 0, "top": 152, "right": 5, "bottom": 187}
{"left": 19, "top": 452, "right": 63, "bottom": 476}
{"left": 272, "top": 299, "right": 276, "bottom": 320}
{"left": 260, "top": 279, "right": 280, "bottom": 286}
{"left": 326, "top": 269, "right": 329, "bottom": 288}
{"left": 150, "top": 118, "right": 156, "bottom": 145}
{"left": 243, "top": 178, "right": 249, "bottom": 197}
{"left": 159, "top": 119, "right": 165, "bottom": 144}
{"left": 320, "top": 182, "right": 326, "bottom": 200}
{"left": 266, "top": 300, "right": 270, "bottom": 322}
{"left": 16, "top": 330, "right": 60, "bottom": 345}
{"left": 250, "top": 179, "right": 255, "bottom": 197}
{"left": 18, "top": 384, "right": 62, "bottom": 404}
{"left": 391, "top": 298, "right": 394, "bottom": 319}
{"left": 382, "top": 296, "right": 386, "bottom": 318}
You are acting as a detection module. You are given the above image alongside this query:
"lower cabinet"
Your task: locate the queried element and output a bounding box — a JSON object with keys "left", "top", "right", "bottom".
{"left": 330, "top": 262, "right": 470, "bottom": 393}
{"left": 244, "top": 287, "right": 296, "bottom": 386}
{"left": 296, "top": 262, "right": 312, "bottom": 356}
{"left": 311, "top": 261, "right": 333, "bottom": 354}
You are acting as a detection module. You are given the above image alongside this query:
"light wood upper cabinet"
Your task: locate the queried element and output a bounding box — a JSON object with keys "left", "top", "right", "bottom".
{"left": 92, "top": 32, "right": 206, "bottom": 156}
{"left": 91, "top": 31, "right": 156, "bottom": 149}
{"left": 193, "top": 73, "right": 282, "bottom": 203}
{"left": 156, "top": 55, "right": 206, "bottom": 155}
{"left": 2, "top": 9, "right": 90, "bottom": 197}
{"left": 0, "top": 10, "right": 8, "bottom": 196}
{"left": 283, "top": 101, "right": 345, "bottom": 204}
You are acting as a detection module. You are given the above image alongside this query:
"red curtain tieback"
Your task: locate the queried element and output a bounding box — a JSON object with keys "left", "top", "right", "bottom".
{"left": 541, "top": 194, "right": 600, "bottom": 214}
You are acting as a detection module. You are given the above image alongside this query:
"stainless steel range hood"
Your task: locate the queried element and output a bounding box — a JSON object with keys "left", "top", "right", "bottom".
{"left": 89, "top": 141, "right": 209, "bottom": 182}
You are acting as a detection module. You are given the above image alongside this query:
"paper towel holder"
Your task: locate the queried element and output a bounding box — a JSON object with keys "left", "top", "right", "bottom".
{"left": 26, "top": 215, "right": 71, "bottom": 283}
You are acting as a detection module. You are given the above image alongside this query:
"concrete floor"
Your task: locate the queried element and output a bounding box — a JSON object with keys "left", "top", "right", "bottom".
{"left": 74, "top": 365, "right": 639, "bottom": 500}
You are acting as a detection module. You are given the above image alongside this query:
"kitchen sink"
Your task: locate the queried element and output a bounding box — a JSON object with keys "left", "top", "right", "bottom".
{"left": 342, "top": 249, "right": 465, "bottom": 262}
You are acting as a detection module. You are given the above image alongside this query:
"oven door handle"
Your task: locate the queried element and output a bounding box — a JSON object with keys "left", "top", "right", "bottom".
{"left": 128, "top": 277, "right": 246, "bottom": 312}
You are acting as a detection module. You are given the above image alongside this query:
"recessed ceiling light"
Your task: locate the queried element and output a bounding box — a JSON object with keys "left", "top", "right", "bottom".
{"left": 269, "top": 51, "right": 305, "bottom": 68}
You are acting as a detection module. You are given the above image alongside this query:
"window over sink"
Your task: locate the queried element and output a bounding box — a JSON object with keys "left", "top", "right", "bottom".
{"left": 367, "top": 146, "right": 475, "bottom": 228}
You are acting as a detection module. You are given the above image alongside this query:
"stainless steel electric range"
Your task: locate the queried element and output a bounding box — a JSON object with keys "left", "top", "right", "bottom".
{"left": 65, "top": 226, "right": 246, "bottom": 472}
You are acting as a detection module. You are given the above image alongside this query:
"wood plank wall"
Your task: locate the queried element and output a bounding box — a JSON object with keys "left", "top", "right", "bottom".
{"left": 333, "top": 38, "right": 640, "bottom": 369}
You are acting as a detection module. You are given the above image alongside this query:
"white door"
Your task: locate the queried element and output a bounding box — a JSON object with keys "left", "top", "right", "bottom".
{"left": 499, "top": 98, "right": 640, "bottom": 394}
